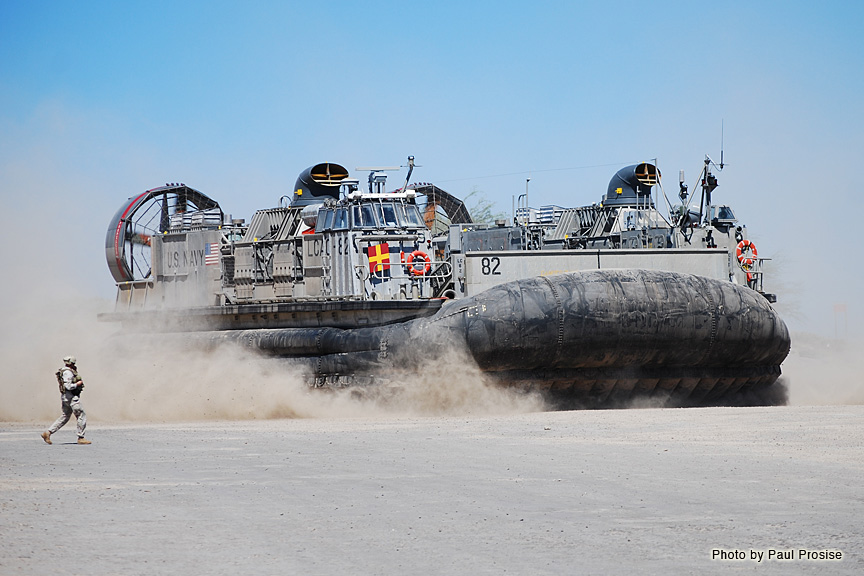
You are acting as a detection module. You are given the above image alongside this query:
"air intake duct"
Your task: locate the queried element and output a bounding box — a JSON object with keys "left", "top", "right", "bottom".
{"left": 603, "top": 163, "right": 660, "bottom": 207}
{"left": 291, "top": 163, "right": 350, "bottom": 207}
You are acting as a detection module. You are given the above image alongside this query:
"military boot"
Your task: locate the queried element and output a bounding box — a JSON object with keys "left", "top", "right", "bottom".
{"left": 77, "top": 437, "right": 92, "bottom": 445}
{"left": 41, "top": 431, "right": 52, "bottom": 445}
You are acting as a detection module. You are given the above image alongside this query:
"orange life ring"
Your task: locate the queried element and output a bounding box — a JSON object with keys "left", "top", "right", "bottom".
{"left": 736, "top": 239, "right": 758, "bottom": 267}
{"left": 407, "top": 250, "right": 431, "bottom": 276}
{"left": 736, "top": 239, "right": 758, "bottom": 282}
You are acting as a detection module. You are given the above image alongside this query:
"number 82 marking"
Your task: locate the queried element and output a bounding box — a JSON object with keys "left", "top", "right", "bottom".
{"left": 480, "top": 257, "right": 501, "bottom": 275}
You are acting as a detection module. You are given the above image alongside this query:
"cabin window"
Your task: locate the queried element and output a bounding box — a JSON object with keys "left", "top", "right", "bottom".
{"left": 379, "top": 203, "right": 399, "bottom": 227}
{"left": 319, "top": 209, "right": 334, "bottom": 231}
{"left": 353, "top": 204, "right": 378, "bottom": 228}
{"left": 714, "top": 206, "right": 736, "bottom": 221}
{"left": 398, "top": 204, "right": 424, "bottom": 228}
{"left": 333, "top": 208, "right": 349, "bottom": 230}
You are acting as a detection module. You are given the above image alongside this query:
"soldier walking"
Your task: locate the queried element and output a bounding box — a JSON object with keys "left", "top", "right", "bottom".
{"left": 41, "top": 356, "right": 91, "bottom": 445}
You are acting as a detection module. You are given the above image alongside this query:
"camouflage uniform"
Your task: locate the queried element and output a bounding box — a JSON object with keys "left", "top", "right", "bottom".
{"left": 43, "top": 359, "right": 88, "bottom": 443}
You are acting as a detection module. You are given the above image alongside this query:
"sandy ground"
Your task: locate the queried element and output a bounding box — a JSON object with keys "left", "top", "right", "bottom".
{"left": 2, "top": 405, "right": 862, "bottom": 575}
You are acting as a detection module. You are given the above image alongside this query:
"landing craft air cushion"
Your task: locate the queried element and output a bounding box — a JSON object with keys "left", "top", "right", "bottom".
{"left": 101, "top": 156, "right": 790, "bottom": 407}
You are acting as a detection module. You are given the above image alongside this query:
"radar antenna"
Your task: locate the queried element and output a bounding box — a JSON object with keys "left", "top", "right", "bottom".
{"left": 356, "top": 162, "right": 399, "bottom": 194}
{"left": 356, "top": 156, "right": 419, "bottom": 194}
{"left": 695, "top": 122, "right": 728, "bottom": 225}
{"left": 400, "top": 155, "right": 421, "bottom": 192}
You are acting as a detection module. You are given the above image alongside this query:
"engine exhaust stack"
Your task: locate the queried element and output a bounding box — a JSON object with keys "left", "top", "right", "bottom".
{"left": 291, "top": 163, "right": 350, "bottom": 207}
{"left": 603, "top": 162, "right": 660, "bottom": 207}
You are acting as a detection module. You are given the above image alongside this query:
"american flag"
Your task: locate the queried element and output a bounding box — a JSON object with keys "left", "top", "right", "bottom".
{"left": 204, "top": 242, "right": 220, "bottom": 266}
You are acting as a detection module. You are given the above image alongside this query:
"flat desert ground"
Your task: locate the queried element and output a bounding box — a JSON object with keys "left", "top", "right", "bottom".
{"left": 2, "top": 402, "right": 862, "bottom": 575}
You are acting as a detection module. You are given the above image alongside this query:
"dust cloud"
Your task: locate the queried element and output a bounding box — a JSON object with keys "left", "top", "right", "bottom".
{"left": 0, "top": 292, "right": 546, "bottom": 423}
{"left": 367, "top": 347, "right": 548, "bottom": 416}
{"left": 96, "top": 331, "right": 547, "bottom": 421}
{"left": 782, "top": 333, "right": 864, "bottom": 406}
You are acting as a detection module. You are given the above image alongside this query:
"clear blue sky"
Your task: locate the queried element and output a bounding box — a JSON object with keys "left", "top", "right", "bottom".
{"left": 1, "top": 0, "right": 862, "bottom": 336}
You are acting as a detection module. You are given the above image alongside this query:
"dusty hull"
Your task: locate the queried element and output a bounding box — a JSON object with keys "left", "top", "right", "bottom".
{"left": 183, "top": 269, "right": 790, "bottom": 407}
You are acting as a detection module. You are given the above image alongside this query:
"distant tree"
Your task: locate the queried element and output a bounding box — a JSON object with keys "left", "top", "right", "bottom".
{"left": 464, "top": 186, "right": 507, "bottom": 224}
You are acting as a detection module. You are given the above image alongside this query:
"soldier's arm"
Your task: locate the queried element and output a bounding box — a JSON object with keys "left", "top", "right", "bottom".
{"left": 62, "top": 370, "right": 76, "bottom": 391}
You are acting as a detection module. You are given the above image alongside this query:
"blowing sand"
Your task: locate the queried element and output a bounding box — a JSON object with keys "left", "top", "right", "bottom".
{"left": 2, "top": 405, "right": 863, "bottom": 575}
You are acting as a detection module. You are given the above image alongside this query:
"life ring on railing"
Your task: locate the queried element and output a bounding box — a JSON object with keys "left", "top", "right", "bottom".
{"left": 736, "top": 239, "right": 758, "bottom": 267}
{"left": 736, "top": 239, "right": 758, "bottom": 282}
{"left": 406, "top": 250, "right": 431, "bottom": 276}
